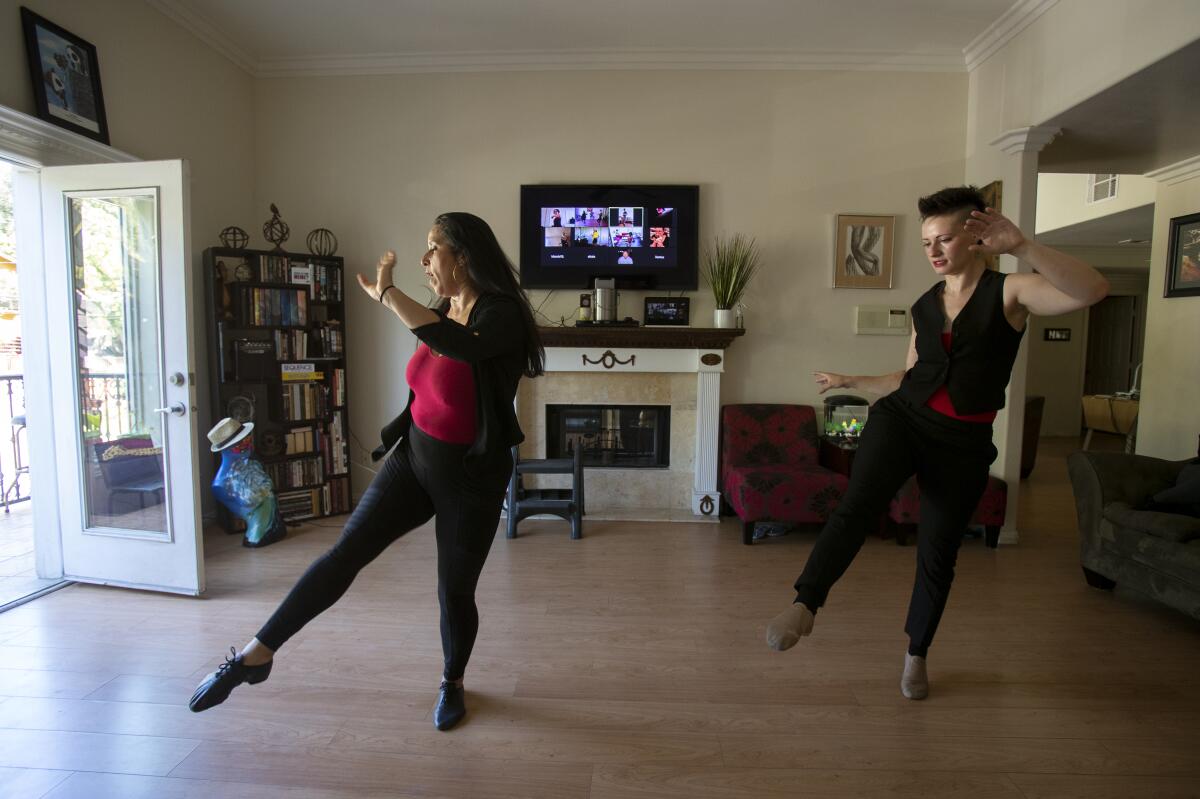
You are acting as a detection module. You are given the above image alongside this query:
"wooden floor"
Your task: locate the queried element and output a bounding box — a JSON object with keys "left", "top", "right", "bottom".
{"left": 0, "top": 436, "right": 1198, "bottom": 798}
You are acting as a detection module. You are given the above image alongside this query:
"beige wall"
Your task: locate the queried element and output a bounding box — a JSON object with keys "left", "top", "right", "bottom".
{"left": 966, "top": 0, "right": 1200, "bottom": 536}
{"left": 1139, "top": 175, "right": 1200, "bottom": 460}
{"left": 0, "top": 0, "right": 257, "bottom": 507}
{"left": 966, "top": 0, "right": 1200, "bottom": 162}
{"left": 250, "top": 70, "right": 968, "bottom": 491}
{"left": 1036, "top": 173, "right": 1157, "bottom": 235}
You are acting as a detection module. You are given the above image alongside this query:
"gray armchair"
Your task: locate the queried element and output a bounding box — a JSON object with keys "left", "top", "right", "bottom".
{"left": 1067, "top": 451, "right": 1200, "bottom": 621}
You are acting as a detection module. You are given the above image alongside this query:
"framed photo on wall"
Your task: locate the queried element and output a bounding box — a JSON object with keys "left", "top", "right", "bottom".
{"left": 979, "top": 180, "right": 1003, "bottom": 271}
{"left": 1164, "top": 211, "right": 1200, "bottom": 298}
{"left": 834, "top": 214, "right": 894, "bottom": 289}
{"left": 20, "top": 7, "right": 110, "bottom": 144}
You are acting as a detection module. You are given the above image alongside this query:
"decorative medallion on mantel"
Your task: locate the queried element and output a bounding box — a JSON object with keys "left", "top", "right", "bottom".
{"left": 582, "top": 350, "right": 635, "bottom": 369}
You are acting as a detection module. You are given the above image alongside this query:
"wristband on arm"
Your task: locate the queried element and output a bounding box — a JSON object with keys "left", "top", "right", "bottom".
{"left": 380, "top": 285, "right": 397, "bottom": 303}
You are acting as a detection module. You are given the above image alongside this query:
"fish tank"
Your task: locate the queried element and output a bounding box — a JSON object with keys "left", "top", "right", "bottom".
{"left": 823, "top": 394, "right": 870, "bottom": 445}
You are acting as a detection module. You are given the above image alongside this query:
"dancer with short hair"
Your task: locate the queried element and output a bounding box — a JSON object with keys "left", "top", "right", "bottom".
{"left": 766, "top": 186, "right": 1108, "bottom": 699}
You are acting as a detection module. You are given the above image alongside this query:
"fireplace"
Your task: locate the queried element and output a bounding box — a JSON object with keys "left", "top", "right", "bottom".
{"left": 546, "top": 404, "right": 670, "bottom": 468}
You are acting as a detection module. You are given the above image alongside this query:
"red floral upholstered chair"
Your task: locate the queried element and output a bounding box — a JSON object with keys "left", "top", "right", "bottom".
{"left": 720, "top": 404, "right": 848, "bottom": 545}
{"left": 886, "top": 475, "right": 1008, "bottom": 548}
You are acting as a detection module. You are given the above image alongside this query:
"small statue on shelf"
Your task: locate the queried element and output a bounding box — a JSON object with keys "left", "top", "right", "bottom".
{"left": 262, "top": 203, "right": 290, "bottom": 252}
{"left": 207, "top": 418, "right": 286, "bottom": 548}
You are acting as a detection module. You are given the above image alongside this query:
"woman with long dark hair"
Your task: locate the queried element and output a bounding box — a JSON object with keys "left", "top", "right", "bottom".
{"left": 190, "top": 212, "right": 544, "bottom": 730}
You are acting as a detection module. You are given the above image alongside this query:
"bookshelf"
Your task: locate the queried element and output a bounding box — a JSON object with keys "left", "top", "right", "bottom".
{"left": 204, "top": 246, "right": 352, "bottom": 525}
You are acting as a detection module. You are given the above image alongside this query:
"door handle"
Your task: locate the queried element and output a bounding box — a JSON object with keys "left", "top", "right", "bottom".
{"left": 154, "top": 403, "right": 186, "bottom": 417}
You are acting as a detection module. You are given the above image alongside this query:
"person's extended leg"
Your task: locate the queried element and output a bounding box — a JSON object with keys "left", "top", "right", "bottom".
{"left": 190, "top": 441, "right": 434, "bottom": 712}
{"left": 767, "top": 397, "right": 918, "bottom": 650}
{"left": 900, "top": 433, "right": 992, "bottom": 699}
{"left": 424, "top": 442, "right": 511, "bottom": 730}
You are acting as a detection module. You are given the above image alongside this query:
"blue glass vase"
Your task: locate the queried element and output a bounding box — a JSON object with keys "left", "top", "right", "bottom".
{"left": 212, "top": 436, "right": 286, "bottom": 548}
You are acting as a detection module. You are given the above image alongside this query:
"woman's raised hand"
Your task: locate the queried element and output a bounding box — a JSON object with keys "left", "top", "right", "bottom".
{"left": 964, "top": 208, "right": 1026, "bottom": 256}
{"left": 813, "top": 371, "right": 849, "bottom": 395}
{"left": 357, "top": 251, "right": 397, "bottom": 301}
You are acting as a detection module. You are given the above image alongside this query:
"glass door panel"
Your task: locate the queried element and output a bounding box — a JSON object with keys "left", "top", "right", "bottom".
{"left": 69, "top": 193, "right": 168, "bottom": 536}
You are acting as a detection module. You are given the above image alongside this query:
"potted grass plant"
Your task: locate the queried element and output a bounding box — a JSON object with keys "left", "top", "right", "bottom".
{"left": 702, "top": 234, "right": 761, "bottom": 328}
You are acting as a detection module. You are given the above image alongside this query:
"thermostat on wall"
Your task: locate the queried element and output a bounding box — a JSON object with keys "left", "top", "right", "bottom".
{"left": 854, "top": 305, "right": 910, "bottom": 335}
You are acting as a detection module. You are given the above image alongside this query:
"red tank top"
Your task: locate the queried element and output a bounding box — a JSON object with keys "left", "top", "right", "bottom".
{"left": 925, "top": 333, "right": 996, "bottom": 424}
{"left": 406, "top": 343, "right": 477, "bottom": 444}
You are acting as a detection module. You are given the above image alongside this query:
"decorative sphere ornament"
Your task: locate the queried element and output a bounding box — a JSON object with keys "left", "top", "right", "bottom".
{"left": 306, "top": 228, "right": 339, "bottom": 256}
{"left": 219, "top": 226, "right": 249, "bottom": 249}
{"left": 262, "top": 203, "right": 290, "bottom": 252}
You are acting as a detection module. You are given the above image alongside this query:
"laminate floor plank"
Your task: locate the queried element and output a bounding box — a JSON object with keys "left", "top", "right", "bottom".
{"left": 0, "top": 766, "right": 72, "bottom": 799}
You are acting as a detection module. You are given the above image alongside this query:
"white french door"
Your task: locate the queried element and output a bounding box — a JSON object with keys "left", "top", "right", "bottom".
{"left": 40, "top": 160, "right": 204, "bottom": 594}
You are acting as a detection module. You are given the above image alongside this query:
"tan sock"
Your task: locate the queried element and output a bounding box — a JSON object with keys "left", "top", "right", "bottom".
{"left": 901, "top": 653, "right": 928, "bottom": 700}
{"left": 765, "top": 603, "right": 814, "bottom": 651}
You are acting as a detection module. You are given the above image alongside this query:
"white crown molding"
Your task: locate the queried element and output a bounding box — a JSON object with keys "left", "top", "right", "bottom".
{"left": 988, "top": 125, "right": 1060, "bottom": 155}
{"left": 144, "top": 0, "right": 257, "bottom": 75}
{"left": 963, "top": 0, "right": 1058, "bottom": 72}
{"left": 0, "top": 105, "right": 135, "bottom": 167}
{"left": 1144, "top": 153, "right": 1200, "bottom": 185}
{"left": 255, "top": 48, "right": 967, "bottom": 77}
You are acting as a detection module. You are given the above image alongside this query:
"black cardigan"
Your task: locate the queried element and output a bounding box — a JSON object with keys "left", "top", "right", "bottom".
{"left": 371, "top": 293, "right": 529, "bottom": 475}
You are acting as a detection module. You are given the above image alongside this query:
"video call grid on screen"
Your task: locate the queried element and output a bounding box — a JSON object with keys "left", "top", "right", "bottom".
{"left": 539, "top": 206, "right": 676, "bottom": 268}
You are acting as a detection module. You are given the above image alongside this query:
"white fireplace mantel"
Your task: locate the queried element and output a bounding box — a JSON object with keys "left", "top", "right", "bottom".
{"left": 536, "top": 327, "right": 744, "bottom": 518}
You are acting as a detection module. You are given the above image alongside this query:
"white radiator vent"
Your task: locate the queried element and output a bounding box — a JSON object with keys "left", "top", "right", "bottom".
{"left": 854, "top": 305, "right": 910, "bottom": 336}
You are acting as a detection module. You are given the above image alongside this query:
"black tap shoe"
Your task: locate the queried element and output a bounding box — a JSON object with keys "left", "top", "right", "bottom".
{"left": 189, "top": 647, "right": 272, "bottom": 712}
{"left": 433, "top": 680, "right": 466, "bottom": 730}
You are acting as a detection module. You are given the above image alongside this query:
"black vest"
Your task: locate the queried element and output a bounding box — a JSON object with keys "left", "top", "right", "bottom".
{"left": 897, "top": 268, "right": 1024, "bottom": 415}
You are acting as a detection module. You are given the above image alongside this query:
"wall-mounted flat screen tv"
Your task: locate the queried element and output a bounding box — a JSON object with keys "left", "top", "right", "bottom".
{"left": 519, "top": 184, "right": 699, "bottom": 290}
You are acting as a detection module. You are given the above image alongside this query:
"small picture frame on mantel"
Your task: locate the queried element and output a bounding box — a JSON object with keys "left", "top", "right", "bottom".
{"left": 20, "top": 7, "right": 110, "bottom": 144}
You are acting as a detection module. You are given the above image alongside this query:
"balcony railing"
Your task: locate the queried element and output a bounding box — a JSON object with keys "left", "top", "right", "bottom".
{"left": 0, "top": 372, "right": 135, "bottom": 509}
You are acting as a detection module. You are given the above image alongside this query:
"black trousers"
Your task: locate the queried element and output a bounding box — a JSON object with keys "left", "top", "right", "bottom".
{"left": 794, "top": 393, "right": 997, "bottom": 657}
{"left": 256, "top": 424, "right": 511, "bottom": 680}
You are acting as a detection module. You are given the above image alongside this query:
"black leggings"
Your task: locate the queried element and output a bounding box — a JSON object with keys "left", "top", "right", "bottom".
{"left": 256, "top": 424, "right": 511, "bottom": 681}
{"left": 794, "top": 393, "right": 996, "bottom": 657}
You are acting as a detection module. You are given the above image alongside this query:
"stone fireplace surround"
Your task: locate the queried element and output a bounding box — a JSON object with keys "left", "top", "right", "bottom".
{"left": 516, "top": 327, "right": 743, "bottom": 522}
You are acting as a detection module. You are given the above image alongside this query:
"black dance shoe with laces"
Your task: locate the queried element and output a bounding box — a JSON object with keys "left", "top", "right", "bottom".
{"left": 433, "top": 680, "right": 466, "bottom": 730}
{"left": 189, "top": 647, "right": 272, "bottom": 712}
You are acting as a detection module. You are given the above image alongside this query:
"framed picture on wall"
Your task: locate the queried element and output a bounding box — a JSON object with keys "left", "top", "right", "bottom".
{"left": 834, "top": 214, "right": 894, "bottom": 289}
{"left": 979, "top": 180, "right": 1003, "bottom": 271}
{"left": 1164, "top": 211, "right": 1200, "bottom": 298}
{"left": 20, "top": 7, "right": 110, "bottom": 144}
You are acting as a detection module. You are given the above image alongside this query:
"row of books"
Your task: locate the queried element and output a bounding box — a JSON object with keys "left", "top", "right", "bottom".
{"left": 235, "top": 286, "right": 309, "bottom": 327}
{"left": 265, "top": 455, "right": 324, "bottom": 491}
{"left": 277, "top": 477, "right": 351, "bottom": 520}
{"left": 272, "top": 325, "right": 344, "bottom": 360}
{"left": 330, "top": 368, "right": 347, "bottom": 408}
{"left": 281, "top": 381, "right": 331, "bottom": 421}
{"left": 260, "top": 255, "right": 292, "bottom": 283}
{"left": 285, "top": 425, "right": 319, "bottom": 455}
{"left": 288, "top": 261, "right": 343, "bottom": 302}
{"left": 326, "top": 411, "right": 349, "bottom": 475}
{"left": 312, "top": 322, "right": 344, "bottom": 356}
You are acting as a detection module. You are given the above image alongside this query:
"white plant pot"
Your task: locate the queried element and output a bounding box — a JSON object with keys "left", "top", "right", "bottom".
{"left": 714, "top": 308, "right": 736, "bottom": 329}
